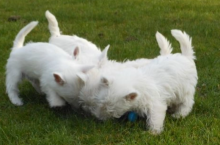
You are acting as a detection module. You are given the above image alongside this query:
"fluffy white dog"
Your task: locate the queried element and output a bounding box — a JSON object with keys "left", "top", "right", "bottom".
{"left": 79, "top": 32, "right": 173, "bottom": 114}
{"left": 79, "top": 30, "right": 198, "bottom": 135}
{"left": 6, "top": 21, "right": 93, "bottom": 107}
{"left": 45, "top": 10, "right": 109, "bottom": 65}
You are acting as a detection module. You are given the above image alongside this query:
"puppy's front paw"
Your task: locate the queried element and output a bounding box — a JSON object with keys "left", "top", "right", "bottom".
{"left": 49, "top": 99, "right": 66, "bottom": 108}
{"left": 171, "top": 113, "right": 181, "bottom": 119}
{"left": 149, "top": 128, "right": 163, "bottom": 135}
{"left": 11, "top": 98, "right": 23, "bottom": 106}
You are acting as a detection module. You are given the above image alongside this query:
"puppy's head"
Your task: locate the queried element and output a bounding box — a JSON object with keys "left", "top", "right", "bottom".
{"left": 52, "top": 64, "right": 94, "bottom": 100}
{"left": 79, "top": 67, "right": 139, "bottom": 120}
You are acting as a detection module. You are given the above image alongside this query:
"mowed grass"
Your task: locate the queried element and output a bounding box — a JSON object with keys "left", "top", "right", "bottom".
{"left": 0, "top": 0, "right": 220, "bottom": 144}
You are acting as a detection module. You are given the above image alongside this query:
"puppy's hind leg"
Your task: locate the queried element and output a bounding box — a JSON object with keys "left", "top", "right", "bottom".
{"left": 171, "top": 96, "right": 194, "bottom": 119}
{"left": 6, "top": 70, "right": 23, "bottom": 106}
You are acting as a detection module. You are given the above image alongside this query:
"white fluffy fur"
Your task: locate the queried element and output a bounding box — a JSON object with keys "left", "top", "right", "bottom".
{"left": 79, "top": 31, "right": 174, "bottom": 112}
{"left": 79, "top": 31, "right": 173, "bottom": 109}
{"left": 156, "top": 31, "right": 173, "bottom": 55}
{"left": 79, "top": 30, "right": 198, "bottom": 135}
{"left": 6, "top": 21, "right": 93, "bottom": 107}
{"left": 13, "top": 21, "right": 38, "bottom": 49}
{"left": 45, "top": 10, "right": 107, "bottom": 65}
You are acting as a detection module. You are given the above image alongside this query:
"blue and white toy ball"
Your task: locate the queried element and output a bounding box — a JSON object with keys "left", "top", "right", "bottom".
{"left": 128, "top": 111, "right": 137, "bottom": 122}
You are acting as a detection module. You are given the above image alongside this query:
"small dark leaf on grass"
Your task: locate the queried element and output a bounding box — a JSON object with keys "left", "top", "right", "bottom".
{"left": 8, "top": 16, "right": 21, "bottom": 22}
{"left": 98, "top": 33, "right": 104, "bottom": 38}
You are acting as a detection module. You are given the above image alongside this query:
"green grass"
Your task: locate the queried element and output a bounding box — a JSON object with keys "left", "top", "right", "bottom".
{"left": 0, "top": 0, "right": 220, "bottom": 144}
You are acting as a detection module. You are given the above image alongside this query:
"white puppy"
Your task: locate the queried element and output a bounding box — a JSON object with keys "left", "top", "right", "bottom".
{"left": 6, "top": 21, "right": 93, "bottom": 107}
{"left": 79, "top": 32, "right": 173, "bottom": 114}
{"left": 79, "top": 30, "right": 198, "bottom": 135}
{"left": 45, "top": 10, "right": 108, "bottom": 65}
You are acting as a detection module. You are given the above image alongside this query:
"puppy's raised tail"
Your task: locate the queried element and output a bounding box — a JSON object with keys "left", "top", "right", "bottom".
{"left": 171, "top": 30, "right": 195, "bottom": 60}
{"left": 13, "top": 21, "right": 38, "bottom": 50}
{"left": 156, "top": 31, "right": 173, "bottom": 55}
{"left": 45, "top": 10, "right": 61, "bottom": 37}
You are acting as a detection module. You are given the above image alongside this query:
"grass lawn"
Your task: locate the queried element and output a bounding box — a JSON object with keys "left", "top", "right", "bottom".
{"left": 0, "top": 0, "right": 220, "bottom": 144}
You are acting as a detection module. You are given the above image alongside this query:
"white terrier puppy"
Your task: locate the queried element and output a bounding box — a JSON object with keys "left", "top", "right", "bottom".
{"left": 6, "top": 21, "right": 93, "bottom": 107}
{"left": 45, "top": 10, "right": 108, "bottom": 65}
{"left": 79, "top": 30, "right": 198, "bottom": 135}
{"left": 78, "top": 32, "right": 173, "bottom": 114}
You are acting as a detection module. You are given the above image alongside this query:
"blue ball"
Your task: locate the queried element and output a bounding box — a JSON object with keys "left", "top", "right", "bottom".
{"left": 128, "top": 111, "right": 137, "bottom": 122}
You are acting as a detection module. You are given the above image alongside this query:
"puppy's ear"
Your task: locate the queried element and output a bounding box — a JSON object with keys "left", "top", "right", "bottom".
{"left": 100, "top": 77, "right": 109, "bottom": 87}
{"left": 73, "top": 46, "right": 80, "bottom": 59}
{"left": 100, "top": 45, "right": 110, "bottom": 60}
{"left": 80, "top": 65, "right": 94, "bottom": 73}
{"left": 98, "top": 45, "right": 110, "bottom": 67}
{"left": 53, "top": 73, "right": 65, "bottom": 85}
{"left": 125, "top": 92, "right": 138, "bottom": 101}
{"left": 77, "top": 73, "right": 86, "bottom": 86}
